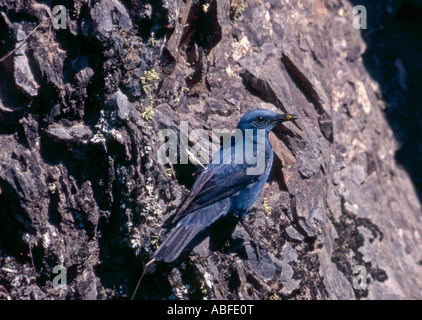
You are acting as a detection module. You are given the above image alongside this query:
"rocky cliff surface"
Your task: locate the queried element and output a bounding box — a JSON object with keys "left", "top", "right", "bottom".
{"left": 0, "top": 0, "right": 421, "bottom": 300}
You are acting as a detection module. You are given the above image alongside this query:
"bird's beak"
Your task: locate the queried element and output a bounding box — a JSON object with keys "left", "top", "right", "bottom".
{"left": 272, "top": 113, "right": 298, "bottom": 124}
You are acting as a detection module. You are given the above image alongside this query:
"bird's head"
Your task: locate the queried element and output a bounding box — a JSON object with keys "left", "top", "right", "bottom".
{"left": 236, "top": 109, "right": 297, "bottom": 132}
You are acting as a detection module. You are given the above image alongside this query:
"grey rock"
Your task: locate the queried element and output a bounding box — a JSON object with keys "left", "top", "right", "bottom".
{"left": 1, "top": 0, "right": 422, "bottom": 301}
{"left": 280, "top": 245, "right": 298, "bottom": 283}
{"left": 285, "top": 226, "right": 305, "bottom": 242}
{"left": 44, "top": 122, "right": 93, "bottom": 143}
{"left": 14, "top": 53, "right": 40, "bottom": 97}
{"left": 13, "top": 26, "right": 39, "bottom": 97}
{"left": 75, "top": 67, "right": 95, "bottom": 86}
{"left": 90, "top": 0, "right": 132, "bottom": 42}
{"left": 106, "top": 90, "right": 133, "bottom": 121}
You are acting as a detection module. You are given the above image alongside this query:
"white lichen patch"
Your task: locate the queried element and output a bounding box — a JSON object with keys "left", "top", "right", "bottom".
{"left": 139, "top": 183, "right": 163, "bottom": 222}
{"left": 199, "top": 271, "right": 214, "bottom": 299}
{"left": 129, "top": 231, "right": 143, "bottom": 250}
{"left": 173, "top": 283, "right": 190, "bottom": 300}
{"left": 232, "top": 34, "right": 250, "bottom": 61}
{"left": 355, "top": 80, "right": 372, "bottom": 115}
{"left": 42, "top": 231, "right": 51, "bottom": 249}
{"left": 91, "top": 110, "right": 123, "bottom": 144}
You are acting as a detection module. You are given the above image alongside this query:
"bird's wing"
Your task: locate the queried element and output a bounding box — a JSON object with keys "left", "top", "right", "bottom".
{"left": 169, "top": 163, "right": 217, "bottom": 223}
{"left": 163, "top": 160, "right": 261, "bottom": 227}
{"left": 154, "top": 200, "right": 230, "bottom": 262}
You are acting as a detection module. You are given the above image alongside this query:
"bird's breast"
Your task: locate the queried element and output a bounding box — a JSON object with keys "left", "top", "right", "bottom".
{"left": 230, "top": 148, "right": 273, "bottom": 215}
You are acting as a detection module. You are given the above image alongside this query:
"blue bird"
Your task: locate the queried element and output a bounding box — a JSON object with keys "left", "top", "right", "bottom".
{"left": 154, "top": 109, "right": 297, "bottom": 262}
{"left": 131, "top": 109, "right": 297, "bottom": 299}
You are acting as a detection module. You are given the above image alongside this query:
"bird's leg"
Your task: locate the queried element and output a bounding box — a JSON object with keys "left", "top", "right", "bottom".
{"left": 240, "top": 220, "right": 261, "bottom": 262}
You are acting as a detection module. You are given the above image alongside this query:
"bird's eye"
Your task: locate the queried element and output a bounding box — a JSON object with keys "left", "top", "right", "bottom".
{"left": 257, "top": 116, "right": 265, "bottom": 123}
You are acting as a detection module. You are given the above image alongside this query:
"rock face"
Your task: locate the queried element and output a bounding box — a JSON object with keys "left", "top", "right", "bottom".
{"left": 0, "top": 0, "right": 421, "bottom": 300}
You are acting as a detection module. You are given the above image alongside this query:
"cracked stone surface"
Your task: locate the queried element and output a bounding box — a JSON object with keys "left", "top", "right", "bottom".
{"left": 0, "top": 0, "right": 421, "bottom": 300}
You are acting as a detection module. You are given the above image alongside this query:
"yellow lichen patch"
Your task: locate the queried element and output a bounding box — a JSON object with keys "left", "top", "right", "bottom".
{"left": 269, "top": 292, "right": 282, "bottom": 300}
{"left": 230, "top": 0, "right": 247, "bottom": 20}
{"left": 48, "top": 182, "right": 56, "bottom": 194}
{"left": 141, "top": 100, "right": 155, "bottom": 121}
{"left": 149, "top": 36, "right": 159, "bottom": 47}
{"left": 125, "top": 47, "right": 141, "bottom": 67}
{"left": 150, "top": 234, "right": 160, "bottom": 249}
{"left": 180, "top": 86, "right": 190, "bottom": 94}
{"left": 166, "top": 167, "right": 173, "bottom": 178}
{"left": 377, "top": 99, "right": 389, "bottom": 110}
{"left": 262, "top": 198, "right": 272, "bottom": 216}
{"left": 140, "top": 69, "right": 160, "bottom": 93}
{"left": 202, "top": 3, "right": 210, "bottom": 13}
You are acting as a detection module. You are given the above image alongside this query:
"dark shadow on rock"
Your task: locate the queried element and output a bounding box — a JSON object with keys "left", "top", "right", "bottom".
{"left": 0, "top": 179, "right": 35, "bottom": 262}
{"left": 349, "top": 0, "right": 422, "bottom": 202}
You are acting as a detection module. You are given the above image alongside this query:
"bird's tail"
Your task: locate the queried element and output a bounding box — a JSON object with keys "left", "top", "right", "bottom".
{"left": 153, "top": 221, "right": 202, "bottom": 263}
{"left": 154, "top": 203, "right": 229, "bottom": 263}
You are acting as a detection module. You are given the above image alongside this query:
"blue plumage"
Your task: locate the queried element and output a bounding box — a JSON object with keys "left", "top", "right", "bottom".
{"left": 153, "top": 109, "right": 297, "bottom": 262}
